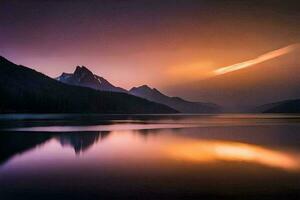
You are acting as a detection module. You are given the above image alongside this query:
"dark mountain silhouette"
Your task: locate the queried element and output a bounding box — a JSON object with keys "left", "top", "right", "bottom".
{"left": 129, "top": 85, "right": 220, "bottom": 113}
{"left": 258, "top": 99, "right": 300, "bottom": 113}
{"left": 0, "top": 56, "right": 177, "bottom": 114}
{"left": 57, "top": 67, "right": 219, "bottom": 113}
{"left": 56, "top": 66, "right": 127, "bottom": 93}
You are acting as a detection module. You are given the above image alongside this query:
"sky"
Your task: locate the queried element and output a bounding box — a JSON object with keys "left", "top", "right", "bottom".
{"left": 1, "top": 0, "right": 300, "bottom": 93}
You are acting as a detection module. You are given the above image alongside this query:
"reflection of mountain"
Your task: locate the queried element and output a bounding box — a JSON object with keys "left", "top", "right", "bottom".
{"left": 0, "top": 131, "right": 51, "bottom": 165}
{"left": 0, "top": 131, "right": 110, "bottom": 166}
{"left": 57, "top": 132, "right": 110, "bottom": 154}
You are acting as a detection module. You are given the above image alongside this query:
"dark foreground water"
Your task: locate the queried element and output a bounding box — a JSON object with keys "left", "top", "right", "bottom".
{"left": 1, "top": 114, "right": 300, "bottom": 200}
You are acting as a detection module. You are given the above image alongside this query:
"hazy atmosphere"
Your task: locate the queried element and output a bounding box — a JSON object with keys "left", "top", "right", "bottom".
{"left": 1, "top": 0, "right": 299, "bottom": 95}
{"left": 2, "top": 1, "right": 300, "bottom": 199}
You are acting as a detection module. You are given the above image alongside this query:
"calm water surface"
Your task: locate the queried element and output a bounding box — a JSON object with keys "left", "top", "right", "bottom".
{"left": 1, "top": 114, "right": 300, "bottom": 199}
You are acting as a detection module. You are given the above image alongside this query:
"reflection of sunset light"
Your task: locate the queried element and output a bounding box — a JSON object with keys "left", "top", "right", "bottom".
{"left": 214, "top": 44, "right": 298, "bottom": 75}
{"left": 166, "top": 140, "right": 299, "bottom": 171}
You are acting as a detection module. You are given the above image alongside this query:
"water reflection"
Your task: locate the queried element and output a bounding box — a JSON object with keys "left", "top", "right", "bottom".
{"left": 0, "top": 132, "right": 51, "bottom": 165}
{"left": 57, "top": 132, "right": 110, "bottom": 154}
{"left": 0, "top": 131, "right": 111, "bottom": 164}
{"left": 1, "top": 128, "right": 300, "bottom": 172}
{"left": 3, "top": 113, "right": 300, "bottom": 131}
{"left": 1, "top": 115, "right": 300, "bottom": 199}
{"left": 166, "top": 139, "right": 300, "bottom": 171}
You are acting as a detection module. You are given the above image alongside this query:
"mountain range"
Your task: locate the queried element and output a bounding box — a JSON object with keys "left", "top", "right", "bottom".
{"left": 1, "top": 55, "right": 300, "bottom": 113}
{"left": 57, "top": 67, "right": 220, "bottom": 113}
{"left": 0, "top": 56, "right": 176, "bottom": 114}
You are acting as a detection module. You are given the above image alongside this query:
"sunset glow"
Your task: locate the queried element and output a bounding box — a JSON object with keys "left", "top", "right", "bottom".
{"left": 1, "top": 1, "right": 300, "bottom": 199}
{"left": 1, "top": 1, "right": 299, "bottom": 92}
{"left": 214, "top": 44, "right": 298, "bottom": 75}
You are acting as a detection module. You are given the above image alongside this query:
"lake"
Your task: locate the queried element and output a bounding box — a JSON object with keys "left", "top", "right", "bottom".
{"left": 1, "top": 114, "right": 300, "bottom": 199}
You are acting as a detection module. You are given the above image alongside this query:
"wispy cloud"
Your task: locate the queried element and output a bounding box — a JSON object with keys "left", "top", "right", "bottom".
{"left": 214, "top": 44, "right": 299, "bottom": 75}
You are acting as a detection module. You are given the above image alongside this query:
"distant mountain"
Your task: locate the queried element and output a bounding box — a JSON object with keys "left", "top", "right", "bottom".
{"left": 56, "top": 66, "right": 127, "bottom": 93}
{"left": 57, "top": 67, "right": 219, "bottom": 113}
{"left": 0, "top": 56, "right": 177, "bottom": 114}
{"left": 129, "top": 85, "right": 220, "bottom": 113}
{"left": 258, "top": 99, "right": 300, "bottom": 113}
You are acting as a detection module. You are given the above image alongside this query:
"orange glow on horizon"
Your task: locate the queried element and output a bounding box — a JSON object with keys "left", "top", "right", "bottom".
{"left": 166, "top": 61, "right": 215, "bottom": 82}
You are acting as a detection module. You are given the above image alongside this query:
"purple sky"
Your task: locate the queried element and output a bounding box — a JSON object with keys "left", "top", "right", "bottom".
{"left": 1, "top": 0, "right": 299, "bottom": 92}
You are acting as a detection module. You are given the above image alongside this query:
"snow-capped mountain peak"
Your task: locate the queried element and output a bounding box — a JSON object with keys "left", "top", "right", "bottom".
{"left": 56, "top": 66, "right": 127, "bottom": 93}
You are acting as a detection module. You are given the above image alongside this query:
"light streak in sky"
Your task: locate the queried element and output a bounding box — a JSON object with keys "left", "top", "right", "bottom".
{"left": 214, "top": 44, "right": 299, "bottom": 75}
